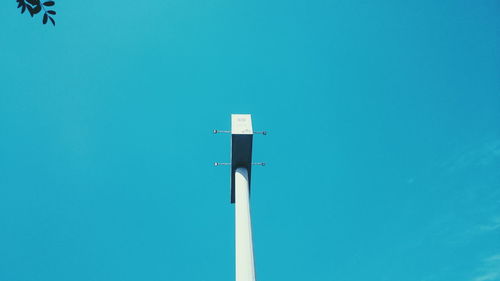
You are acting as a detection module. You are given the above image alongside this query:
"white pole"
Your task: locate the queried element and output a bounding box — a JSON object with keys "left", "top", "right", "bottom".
{"left": 235, "top": 167, "right": 256, "bottom": 281}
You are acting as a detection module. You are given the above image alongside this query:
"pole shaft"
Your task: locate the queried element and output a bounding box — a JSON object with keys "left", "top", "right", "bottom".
{"left": 235, "top": 167, "right": 256, "bottom": 281}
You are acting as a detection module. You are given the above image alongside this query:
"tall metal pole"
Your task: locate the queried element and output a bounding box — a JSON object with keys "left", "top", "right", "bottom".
{"left": 215, "top": 114, "right": 264, "bottom": 281}
{"left": 235, "top": 167, "right": 255, "bottom": 281}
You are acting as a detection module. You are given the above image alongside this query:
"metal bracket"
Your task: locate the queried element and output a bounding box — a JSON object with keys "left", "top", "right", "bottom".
{"left": 214, "top": 162, "right": 266, "bottom": 166}
{"left": 214, "top": 129, "right": 267, "bottom": 135}
{"left": 214, "top": 114, "right": 269, "bottom": 203}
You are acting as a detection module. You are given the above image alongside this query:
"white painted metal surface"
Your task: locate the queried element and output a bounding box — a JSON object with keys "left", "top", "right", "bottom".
{"left": 231, "top": 114, "right": 253, "bottom": 135}
{"left": 235, "top": 167, "right": 256, "bottom": 281}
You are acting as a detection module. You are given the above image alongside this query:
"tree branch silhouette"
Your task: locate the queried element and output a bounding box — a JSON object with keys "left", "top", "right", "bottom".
{"left": 17, "top": 0, "right": 56, "bottom": 26}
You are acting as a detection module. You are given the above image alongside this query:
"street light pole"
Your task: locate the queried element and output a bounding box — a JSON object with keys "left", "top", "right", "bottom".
{"left": 235, "top": 167, "right": 255, "bottom": 281}
{"left": 215, "top": 114, "right": 265, "bottom": 281}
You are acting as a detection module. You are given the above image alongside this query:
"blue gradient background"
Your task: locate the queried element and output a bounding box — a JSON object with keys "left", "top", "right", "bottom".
{"left": 1, "top": 1, "right": 499, "bottom": 280}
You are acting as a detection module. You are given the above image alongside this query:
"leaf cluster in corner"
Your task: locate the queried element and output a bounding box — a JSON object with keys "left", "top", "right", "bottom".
{"left": 16, "top": 0, "right": 56, "bottom": 26}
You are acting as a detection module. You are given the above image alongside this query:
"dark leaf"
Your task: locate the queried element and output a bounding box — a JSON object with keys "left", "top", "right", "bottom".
{"left": 43, "top": 13, "right": 47, "bottom": 24}
{"left": 26, "top": 0, "right": 39, "bottom": 5}
{"left": 32, "top": 4, "right": 41, "bottom": 14}
{"left": 27, "top": 5, "right": 34, "bottom": 16}
{"left": 17, "top": 2, "right": 22, "bottom": 8}
{"left": 49, "top": 16, "right": 55, "bottom": 26}
{"left": 43, "top": 1, "right": 55, "bottom": 6}
{"left": 21, "top": 5, "right": 26, "bottom": 13}
{"left": 47, "top": 10, "right": 56, "bottom": 15}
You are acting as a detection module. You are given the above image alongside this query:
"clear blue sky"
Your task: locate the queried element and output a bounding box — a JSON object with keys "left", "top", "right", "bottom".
{"left": 1, "top": 0, "right": 499, "bottom": 280}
